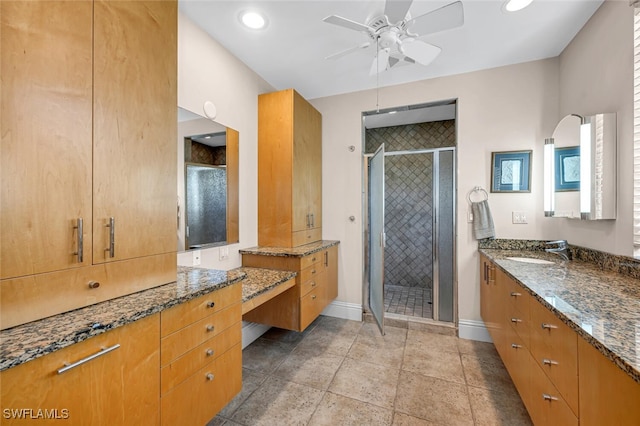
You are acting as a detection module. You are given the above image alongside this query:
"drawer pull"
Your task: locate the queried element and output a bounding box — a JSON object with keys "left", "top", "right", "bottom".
{"left": 206, "top": 373, "right": 215, "bottom": 381}
{"left": 73, "top": 218, "right": 84, "bottom": 263}
{"left": 311, "top": 295, "right": 317, "bottom": 300}
{"left": 105, "top": 217, "right": 115, "bottom": 258}
{"left": 541, "top": 323, "right": 558, "bottom": 330}
{"left": 88, "top": 281, "right": 100, "bottom": 289}
{"left": 206, "top": 325, "right": 215, "bottom": 332}
{"left": 311, "top": 281, "right": 316, "bottom": 287}
{"left": 312, "top": 257, "right": 317, "bottom": 262}
{"left": 542, "top": 358, "right": 559, "bottom": 366}
{"left": 311, "top": 269, "right": 316, "bottom": 274}
{"left": 510, "top": 318, "right": 522, "bottom": 323}
{"left": 542, "top": 394, "right": 559, "bottom": 402}
{"left": 57, "top": 344, "right": 120, "bottom": 374}
{"left": 206, "top": 349, "right": 215, "bottom": 357}
{"left": 510, "top": 292, "right": 521, "bottom": 297}
{"left": 511, "top": 343, "right": 522, "bottom": 349}
{"left": 206, "top": 301, "right": 215, "bottom": 308}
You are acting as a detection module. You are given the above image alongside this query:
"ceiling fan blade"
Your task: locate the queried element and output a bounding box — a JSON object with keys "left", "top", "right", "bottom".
{"left": 323, "top": 15, "right": 372, "bottom": 32}
{"left": 406, "top": 1, "right": 464, "bottom": 36}
{"left": 325, "top": 42, "right": 371, "bottom": 60}
{"left": 384, "top": 0, "right": 414, "bottom": 25}
{"left": 369, "top": 48, "right": 390, "bottom": 76}
{"left": 400, "top": 40, "right": 441, "bottom": 66}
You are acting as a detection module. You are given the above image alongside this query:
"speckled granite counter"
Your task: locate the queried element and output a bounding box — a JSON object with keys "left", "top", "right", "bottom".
{"left": 239, "top": 240, "right": 339, "bottom": 257}
{"left": 480, "top": 248, "right": 640, "bottom": 384}
{"left": 235, "top": 267, "right": 297, "bottom": 315}
{"left": 0, "top": 266, "right": 246, "bottom": 372}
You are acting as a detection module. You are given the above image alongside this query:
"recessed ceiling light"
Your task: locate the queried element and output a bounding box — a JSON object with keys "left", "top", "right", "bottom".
{"left": 504, "top": 0, "right": 533, "bottom": 12}
{"left": 240, "top": 11, "right": 267, "bottom": 30}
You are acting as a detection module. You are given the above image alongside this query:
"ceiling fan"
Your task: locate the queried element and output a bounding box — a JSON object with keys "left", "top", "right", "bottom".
{"left": 323, "top": 0, "right": 464, "bottom": 75}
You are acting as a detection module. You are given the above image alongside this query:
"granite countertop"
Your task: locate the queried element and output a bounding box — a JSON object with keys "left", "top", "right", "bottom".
{"left": 234, "top": 267, "right": 297, "bottom": 303}
{"left": 480, "top": 248, "right": 640, "bottom": 384}
{"left": 240, "top": 240, "right": 340, "bottom": 257}
{"left": 0, "top": 266, "right": 246, "bottom": 372}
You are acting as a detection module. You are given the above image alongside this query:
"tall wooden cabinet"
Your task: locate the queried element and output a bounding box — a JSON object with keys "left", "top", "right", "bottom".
{"left": 257, "top": 89, "right": 322, "bottom": 248}
{"left": 0, "top": 0, "right": 177, "bottom": 329}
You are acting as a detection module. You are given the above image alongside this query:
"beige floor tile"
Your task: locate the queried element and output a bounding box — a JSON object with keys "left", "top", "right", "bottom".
{"left": 467, "top": 385, "right": 533, "bottom": 426}
{"left": 295, "top": 319, "right": 361, "bottom": 356}
{"left": 231, "top": 376, "right": 324, "bottom": 426}
{"left": 407, "top": 321, "right": 457, "bottom": 336}
{"left": 392, "top": 412, "right": 441, "bottom": 425}
{"left": 308, "top": 392, "right": 393, "bottom": 426}
{"left": 406, "top": 329, "right": 459, "bottom": 354}
{"left": 242, "top": 338, "right": 295, "bottom": 374}
{"left": 218, "top": 368, "right": 267, "bottom": 418}
{"left": 347, "top": 323, "right": 406, "bottom": 367}
{"left": 457, "top": 338, "right": 499, "bottom": 358}
{"left": 272, "top": 350, "right": 345, "bottom": 390}
{"left": 402, "top": 346, "right": 466, "bottom": 385}
{"left": 260, "top": 327, "right": 310, "bottom": 346}
{"left": 395, "top": 371, "right": 474, "bottom": 426}
{"left": 461, "top": 353, "right": 517, "bottom": 394}
{"left": 328, "top": 357, "right": 400, "bottom": 409}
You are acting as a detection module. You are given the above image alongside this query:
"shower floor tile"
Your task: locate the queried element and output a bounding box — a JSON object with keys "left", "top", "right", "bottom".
{"left": 384, "top": 284, "right": 433, "bottom": 319}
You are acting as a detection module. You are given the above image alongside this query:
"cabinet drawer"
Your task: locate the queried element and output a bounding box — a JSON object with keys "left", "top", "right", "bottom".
{"left": 161, "top": 283, "right": 240, "bottom": 336}
{"left": 161, "top": 344, "right": 242, "bottom": 426}
{"left": 530, "top": 299, "right": 578, "bottom": 415}
{"left": 300, "top": 268, "right": 326, "bottom": 298}
{"left": 292, "top": 228, "right": 322, "bottom": 247}
{"left": 300, "top": 282, "right": 326, "bottom": 330}
{"left": 503, "top": 325, "right": 532, "bottom": 412}
{"left": 161, "top": 302, "right": 240, "bottom": 365}
{"left": 506, "top": 279, "right": 530, "bottom": 319}
{"left": 505, "top": 293, "right": 530, "bottom": 349}
{"left": 299, "top": 250, "right": 325, "bottom": 270}
{"left": 161, "top": 321, "right": 241, "bottom": 395}
{"left": 528, "top": 359, "right": 578, "bottom": 426}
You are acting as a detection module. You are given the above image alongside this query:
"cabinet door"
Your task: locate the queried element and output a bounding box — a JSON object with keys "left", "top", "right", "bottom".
{"left": 325, "top": 246, "right": 338, "bottom": 301}
{"left": 1, "top": 0, "right": 93, "bottom": 279}
{"left": 93, "top": 0, "right": 177, "bottom": 263}
{"left": 292, "top": 91, "right": 322, "bottom": 234}
{"left": 0, "top": 314, "right": 160, "bottom": 425}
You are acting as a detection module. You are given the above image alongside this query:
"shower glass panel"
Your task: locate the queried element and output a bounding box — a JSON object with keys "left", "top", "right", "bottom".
{"left": 436, "top": 150, "right": 455, "bottom": 322}
{"left": 368, "top": 144, "right": 385, "bottom": 334}
{"left": 185, "top": 164, "right": 227, "bottom": 249}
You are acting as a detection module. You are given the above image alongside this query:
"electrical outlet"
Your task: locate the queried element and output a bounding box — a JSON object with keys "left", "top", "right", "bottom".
{"left": 512, "top": 211, "right": 528, "bottom": 224}
{"left": 219, "top": 246, "right": 229, "bottom": 261}
{"left": 192, "top": 250, "right": 201, "bottom": 266}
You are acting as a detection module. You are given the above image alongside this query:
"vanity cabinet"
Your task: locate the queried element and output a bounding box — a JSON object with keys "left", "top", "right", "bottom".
{"left": 0, "top": 0, "right": 177, "bottom": 329}
{"left": 160, "top": 283, "right": 242, "bottom": 426}
{"left": 242, "top": 245, "right": 338, "bottom": 331}
{"left": 0, "top": 314, "right": 160, "bottom": 425}
{"left": 257, "top": 88, "right": 322, "bottom": 248}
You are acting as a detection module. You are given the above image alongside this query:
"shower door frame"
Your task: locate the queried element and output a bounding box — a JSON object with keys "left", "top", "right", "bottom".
{"left": 362, "top": 146, "right": 458, "bottom": 324}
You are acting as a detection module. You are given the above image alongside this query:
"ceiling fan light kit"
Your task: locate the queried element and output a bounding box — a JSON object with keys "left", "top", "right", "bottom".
{"left": 323, "top": 0, "right": 464, "bottom": 75}
{"left": 503, "top": 0, "right": 534, "bottom": 13}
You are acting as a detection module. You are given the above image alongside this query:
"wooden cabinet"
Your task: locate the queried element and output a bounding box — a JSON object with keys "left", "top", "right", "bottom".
{"left": 257, "top": 89, "right": 322, "bottom": 248}
{"left": 242, "top": 245, "right": 338, "bottom": 331}
{"left": 160, "top": 283, "right": 242, "bottom": 426}
{"left": 0, "top": 0, "right": 177, "bottom": 329}
{"left": 0, "top": 314, "right": 160, "bottom": 425}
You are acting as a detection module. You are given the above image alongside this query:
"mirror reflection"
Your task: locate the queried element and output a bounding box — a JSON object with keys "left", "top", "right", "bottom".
{"left": 177, "top": 107, "right": 239, "bottom": 251}
{"left": 551, "top": 114, "right": 581, "bottom": 219}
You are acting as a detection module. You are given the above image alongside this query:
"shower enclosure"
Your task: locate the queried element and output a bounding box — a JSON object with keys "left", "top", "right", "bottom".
{"left": 363, "top": 102, "right": 456, "bottom": 327}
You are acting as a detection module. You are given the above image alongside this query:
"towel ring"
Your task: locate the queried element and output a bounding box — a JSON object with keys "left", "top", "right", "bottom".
{"left": 467, "top": 186, "right": 488, "bottom": 204}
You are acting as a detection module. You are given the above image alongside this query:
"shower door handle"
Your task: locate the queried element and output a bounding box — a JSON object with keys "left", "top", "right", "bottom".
{"left": 380, "top": 232, "right": 386, "bottom": 248}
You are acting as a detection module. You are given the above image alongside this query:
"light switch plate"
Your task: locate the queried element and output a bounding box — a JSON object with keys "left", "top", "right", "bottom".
{"left": 193, "top": 250, "right": 201, "bottom": 266}
{"left": 512, "top": 211, "right": 528, "bottom": 224}
{"left": 219, "top": 246, "right": 229, "bottom": 261}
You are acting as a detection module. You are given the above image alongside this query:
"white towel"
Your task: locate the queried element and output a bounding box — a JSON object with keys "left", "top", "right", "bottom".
{"left": 472, "top": 200, "right": 495, "bottom": 240}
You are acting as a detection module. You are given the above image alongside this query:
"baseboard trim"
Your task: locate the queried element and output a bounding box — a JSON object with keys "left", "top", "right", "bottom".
{"left": 241, "top": 321, "right": 271, "bottom": 349}
{"left": 458, "top": 319, "right": 492, "bottom": 342}
{"left": 321, "top": 300, "right": 362, "bottom": 322}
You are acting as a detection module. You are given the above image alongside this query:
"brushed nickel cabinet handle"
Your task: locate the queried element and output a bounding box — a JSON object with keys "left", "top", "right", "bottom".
{"left": 311, "top": 295, "right": 317, "bottom": 300}
{"left": 311, "top": 281, "right": 316, "bottom": 287}
{"left": 206, "top": 325, "right": 215, "bottom": 332}
{"left": 105, "top": 217, "right": 115, "bottom": 258}
{"left": 57, "top": 344, "right": 120, "bottom": 374}
{"left": 541, "top": 323, "right": 558, "bottom": 330}
{"left": 542, "top": 394, "right": 558, "bottom": 401}
{"left": 206, "top": 349, "right": 214, "bottom": 357}
{"left": 311, "top": 269, "right": 316, "bottom": 274}
{"left": 311, "top": 213, "right": 314, "bottom": 227}
{"left": 206, "top": 373, "right": 214, "bottom": 381}
{"left": 73, "top": 218, "right": 83, "bottom": 263}
{"left": 510, "top": 292, "right": 521, "bottom": 297}
{"left": 88, "top": 281, "right": 100, "bottom": 289}
{"left": 206, "top": 301, "right": 215, "bottom": 308}
{"left": 325, "top": 251, "right": 328, "bottom": 267}
{"left": 511, "top": 343, "right": 522, "bottom": 349}
{"left": 306, "top": 214, "right": 310, "bottom": 228}
{"left": 542, "top": 358, "right": 559, "bottom": 366}
{"left": 511, "top": 318, "right": 522, "bottom": 323}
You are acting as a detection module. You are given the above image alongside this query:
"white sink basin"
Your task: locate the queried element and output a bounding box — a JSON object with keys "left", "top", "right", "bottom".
{"left": 506, "top": 257, "right": 555, "bottom": 265}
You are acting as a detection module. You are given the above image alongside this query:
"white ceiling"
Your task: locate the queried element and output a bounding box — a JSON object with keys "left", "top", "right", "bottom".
{"left": 179, "top": 0, "right": 603, "bottom": 100}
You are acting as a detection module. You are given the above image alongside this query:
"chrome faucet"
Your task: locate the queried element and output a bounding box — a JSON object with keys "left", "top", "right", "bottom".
{"left": 545, "top": 240, "right": 570, "bottom": 261}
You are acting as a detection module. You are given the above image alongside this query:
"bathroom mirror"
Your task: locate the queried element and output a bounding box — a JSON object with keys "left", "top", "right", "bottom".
{"left": 177, "top": 107, "right": 239, "bottom": 251}
{"left": 545, "top": 113, "right": 617, "bottom": 220}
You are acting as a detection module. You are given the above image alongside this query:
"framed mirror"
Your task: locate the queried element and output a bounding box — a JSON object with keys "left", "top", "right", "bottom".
{"left": 177, "top": 107, "right": 239, "bottom": 251}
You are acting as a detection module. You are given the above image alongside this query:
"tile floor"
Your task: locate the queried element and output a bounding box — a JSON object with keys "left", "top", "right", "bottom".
{"left": 209, "top": 316, "right": 532, "bottom": 426}
{"left": 384, "top": 285, "right": 433, "bottom": 319}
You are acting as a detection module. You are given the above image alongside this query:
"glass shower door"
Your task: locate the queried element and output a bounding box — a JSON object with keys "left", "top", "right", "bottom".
{"left": 369, "top": 144, "right": 385, "bottom": 334}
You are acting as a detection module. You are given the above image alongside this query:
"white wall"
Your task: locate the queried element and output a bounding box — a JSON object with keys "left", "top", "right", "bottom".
{"left": 542, "top": 0, "right": 634, "bottom": 256}
{"left": 311, "top": 58, "right": 560, "bottom": 332}
{"left": 176, "top": 13, "right": 274, "bottom": 269}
